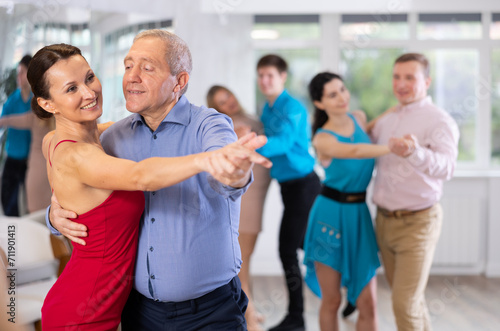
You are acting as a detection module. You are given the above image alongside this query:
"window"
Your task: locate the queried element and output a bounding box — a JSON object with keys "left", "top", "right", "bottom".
{"left": 423, "top": 49, "right": 479, "bottom": 161}
{"left": 340, "top": 48, "right": 403, "bottom": 121}
{"left": 340, "top": 14, "right": 408, "bottom": 41}
{"left": 491, "top": 49, "right": 500, "bottom": 164}
{"left": 252, "top": 15, "right": 320, "bottom": 40}
{"left": 491, "top": 14, "right": 500, "bottom": 39}
{"left": 418, "top": 13, "right": 482, "bottom": 40}
{"left": 252, "top": 15, "right": 321, "bottom": 114}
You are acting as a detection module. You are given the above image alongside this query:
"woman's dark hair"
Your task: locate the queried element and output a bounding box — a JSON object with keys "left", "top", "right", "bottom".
{"left": 308, "top": 72, "right": 343, "bottom": 135}
{"left": 27, "top": 44, "right": 82, "bottom": 119}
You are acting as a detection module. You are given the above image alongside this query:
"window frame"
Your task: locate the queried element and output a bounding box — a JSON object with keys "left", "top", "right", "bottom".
{"left": 256, "top": 12, "right": 497, "bottom": 170}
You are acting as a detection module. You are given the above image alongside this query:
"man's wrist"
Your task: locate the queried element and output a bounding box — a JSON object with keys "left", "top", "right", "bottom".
{"left": 229, "top": 173, "right": 252, "bottom": 189}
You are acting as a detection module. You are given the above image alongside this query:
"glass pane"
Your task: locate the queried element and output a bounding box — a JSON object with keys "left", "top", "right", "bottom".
{"left": 72, "top": 28, "right": 90, "bottom": 47}
{"left": 418, "top": 14, "right": 482, "bottom": 40}
{"left": 340, "top": 48, "right": 403, "bottom": 121}
{"left": 254, "top": 49, "right": 321, "bottom": 114}
{"left": 491, "top": 50, "right": 500, "bottom": 164}
{"left": 341, "top": 15, "right": 408, "bottom": 41}
{"left": 491, "top": 14, "right": 500, "bottom": 39}
{"left": 424, "top": 49, "right": 479, "bottom": 161}
{"left": 252, "top": 23, "right": 320, "bottom": 40}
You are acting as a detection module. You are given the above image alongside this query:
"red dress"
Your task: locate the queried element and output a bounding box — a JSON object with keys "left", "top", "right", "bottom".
{"left": 41, "top": 190, "right": 145, "bottom": 330}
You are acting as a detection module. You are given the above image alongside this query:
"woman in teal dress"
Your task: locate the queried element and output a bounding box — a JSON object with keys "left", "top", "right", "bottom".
{"left": 303, "top": 72, "right": 392, "bottom": 331}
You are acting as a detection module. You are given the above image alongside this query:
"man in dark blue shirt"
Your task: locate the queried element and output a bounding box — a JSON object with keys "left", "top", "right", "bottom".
{"left": 256, "top": 54, "right": 321, "bottom": 331}
{"left": 1, "top": 54, "right": 32, "bottom": 216}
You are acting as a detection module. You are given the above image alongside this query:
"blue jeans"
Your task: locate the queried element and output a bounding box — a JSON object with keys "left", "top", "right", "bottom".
{"left": 121, "top": 276, "right": 248, "bottom": 331}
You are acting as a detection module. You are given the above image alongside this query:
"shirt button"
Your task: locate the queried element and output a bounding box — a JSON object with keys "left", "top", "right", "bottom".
{"left": 152, "top": 191, "right": 156, "bottom": 196}
{"left": 153, "top": 134, "right": 157, "bottom": 139}
{"left": 150, "top": 275, "right": 155, "bottom": 279}
{"left": 329, "top": 230, "right": 334, "bottom": 236}
{"left": 322, "top": 227, "right": 327, "bottom": 233}
{"left": 336, "top": 233, "right": 341, "bottom": 239}
{"left": 150, "top": 246, "right": 154, "bottom": 252}
{"left": 151, "top": 218, "right": 155, "bottom": 223}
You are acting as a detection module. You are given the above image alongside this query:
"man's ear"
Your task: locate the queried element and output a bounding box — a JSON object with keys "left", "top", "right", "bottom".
{"left": 37, "top": 97, "right": 55, "bottom": 114}
{"left": 173, "top": 72, "right": 190, "bottom": 93}
{"left": 425, "top": 76, "right": 432, "bottom": 90}
{"left": 280, "top": 71, "right": 288, "bottom": 83}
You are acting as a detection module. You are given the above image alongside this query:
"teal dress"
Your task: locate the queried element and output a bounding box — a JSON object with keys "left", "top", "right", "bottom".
{"left": 303, "top": 114, "right": 380, "bottom": 305}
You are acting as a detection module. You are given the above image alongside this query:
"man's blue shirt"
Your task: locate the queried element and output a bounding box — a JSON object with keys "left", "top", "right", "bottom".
{"left": 1, "top": 89, "right": 31, "bottom": 160}
{"left": 257, "top": 90, "right": 315, "bottom": 182}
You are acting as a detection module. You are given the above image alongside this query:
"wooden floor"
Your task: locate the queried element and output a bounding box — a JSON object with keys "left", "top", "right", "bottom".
{"left": 251, "top": 274, "right": 500, "bottom": 331}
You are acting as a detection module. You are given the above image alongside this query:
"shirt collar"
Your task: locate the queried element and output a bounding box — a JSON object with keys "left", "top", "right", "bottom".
{"left": 130, "top": 95, "right": 191, "bottom": 130}
{"left": 398, "top": 95, "right": 432, "bottom": 112}
{"left": 267, "top": 89, "right": 289, "bottom": 109}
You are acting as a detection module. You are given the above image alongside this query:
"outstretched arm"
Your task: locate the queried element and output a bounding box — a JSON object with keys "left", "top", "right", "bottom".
{"left": 313, "top": 132, "right": 390, "bottom": 161}
{"left": 47, "top": 133, "right": 271, "bottom": 245}
{"left": 0, "top": 112, "right": 33, "bottom": 130}
{"left": 205, "top": 133, "right": 271, "bottom": 188}
{"left": 389, "top": 118, "right": 459, "bottom": 180}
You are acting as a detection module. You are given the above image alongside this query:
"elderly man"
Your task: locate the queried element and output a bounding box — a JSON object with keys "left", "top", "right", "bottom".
{"left": 371, "top": 53, "right": 459, "bottom": 331}
{"left": 47, "top": 29, "right": 270, "bottom": 330}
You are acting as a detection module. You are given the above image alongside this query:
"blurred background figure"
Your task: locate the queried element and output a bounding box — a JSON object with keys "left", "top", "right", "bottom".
{"left": 0, "top": 113, "right": 54, "bottom": 213}
{"left": 207, "top": 85, "right": 271, "bottom": 331}
{"left": 0, "top": 55, "right": 32, "bottom": 216}
{"left": 304, "top": 72, "right": 390, "bottom": 331}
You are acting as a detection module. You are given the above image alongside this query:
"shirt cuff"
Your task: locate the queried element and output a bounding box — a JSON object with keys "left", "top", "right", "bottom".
{"left": 208, "top": 172, "right": 254, "bottom": 200}
{"left": 45, "top": 205, "right": 62, "bottom": 236}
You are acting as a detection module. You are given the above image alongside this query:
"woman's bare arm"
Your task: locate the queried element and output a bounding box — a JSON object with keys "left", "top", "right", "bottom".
{"left": 313, "top": 132, "right": 390, "bottom": 161}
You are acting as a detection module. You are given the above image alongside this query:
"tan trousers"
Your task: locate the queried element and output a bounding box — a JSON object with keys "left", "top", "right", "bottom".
{"left": 376, "top": 204, "right": 443, "bottom": 331}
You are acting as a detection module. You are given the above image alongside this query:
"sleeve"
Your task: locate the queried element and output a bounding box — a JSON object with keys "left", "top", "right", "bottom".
{"left": 257, "top": 100, "right": 305, "bottom": 157}
{"left": 370, "top": 116, "right": 381, "bottom": 143}
{"left": 407, "top": 115, "right": 460, "bottom": 180}
{"left": 45, "top": 206, "right": 62, "bottom": 236}
{"left": 199, "top": 112, "right": 252, "bottom": 199}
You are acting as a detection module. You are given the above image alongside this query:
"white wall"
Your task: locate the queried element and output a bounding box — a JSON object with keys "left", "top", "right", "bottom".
{"left": 174, "top": 9, "right": 255, "bottom": 111}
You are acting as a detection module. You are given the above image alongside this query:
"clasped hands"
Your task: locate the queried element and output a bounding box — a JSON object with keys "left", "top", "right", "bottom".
{"left": 388, "top": 134, "right": 418, "bottom": 158}
{"left": 200, "top": 132, "right": 271, "bottom": 188}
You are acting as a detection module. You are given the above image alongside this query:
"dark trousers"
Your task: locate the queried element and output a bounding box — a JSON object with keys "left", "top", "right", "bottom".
{"left": 1, "top": 157, "right": 27, "bottom": 216}
{"left": 278, "top": 171, "right": 321, "bottom": 316}
{"left": 121, "top": 276, "right": 248, "bottom": 331}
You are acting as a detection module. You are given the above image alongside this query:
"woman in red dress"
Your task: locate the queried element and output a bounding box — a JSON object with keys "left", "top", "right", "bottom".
{"left": 27, "top": 44, "right": 267, "bottom": 331}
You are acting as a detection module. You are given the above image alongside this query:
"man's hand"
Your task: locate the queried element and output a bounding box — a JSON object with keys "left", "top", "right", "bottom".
{"left": 204, "top": 133, "right": 271, "bottom": 188}
{"left": 50, "top": 194, "right": 88, "bottom": 246}
{"left": 389, "top": 134, "right": 417, "bottom": 157}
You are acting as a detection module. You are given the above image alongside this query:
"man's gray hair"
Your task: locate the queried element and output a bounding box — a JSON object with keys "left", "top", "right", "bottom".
{"left": 134, "top": 29, "right": 192, "bottom": 95}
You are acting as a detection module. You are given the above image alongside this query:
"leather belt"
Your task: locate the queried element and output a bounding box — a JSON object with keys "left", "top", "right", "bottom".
{"left": 320, "top": 186, "right": 366, "bottom": 203}
{"left": 378, "top": 205, "right": 433, "bottom": 218}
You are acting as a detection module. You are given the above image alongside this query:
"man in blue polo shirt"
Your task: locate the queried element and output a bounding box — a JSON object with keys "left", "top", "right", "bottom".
{"left": 256, "top": 54, "right": 321, "bottom": 331}
{"left": 1, "top": 55, "right": 32, "bottom": 216}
